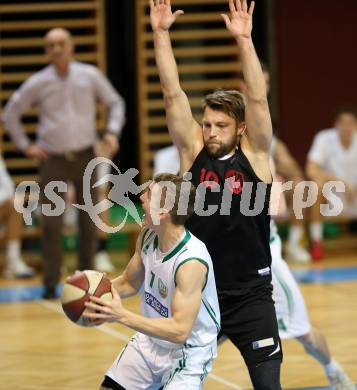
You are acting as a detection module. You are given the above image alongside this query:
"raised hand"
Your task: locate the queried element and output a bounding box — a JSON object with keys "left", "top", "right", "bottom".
{"left": 221, "top": 0, "right": 255, "bottom": 40}
{"left": 149, "top": 0, "right": 184, "bottom": 32}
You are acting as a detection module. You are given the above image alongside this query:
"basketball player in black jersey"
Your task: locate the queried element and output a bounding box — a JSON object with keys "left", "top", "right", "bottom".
{"left": 150, "top": 0, "right": 281, "bottom": 388}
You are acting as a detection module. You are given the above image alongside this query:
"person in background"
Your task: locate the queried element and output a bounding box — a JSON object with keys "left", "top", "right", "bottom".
{"left": 0, "top": 153, "right": 34, "bottom": 278}
{"left": 268, "top": 161, "right": 354, "bottom": 389}
{"left": 64, "top": 140, "right": 117, "bottom": 273}
{"left": 153, "top": 144, "right": 179, "bottom": 176}
{"left": 240, "top": 64, "right": 311, "bottom": 263}
{"left": 306, "top": 107, "right": 357, "bottom": 260}
{"left": 2, "top": 28, "right": 125, "bottom": 298}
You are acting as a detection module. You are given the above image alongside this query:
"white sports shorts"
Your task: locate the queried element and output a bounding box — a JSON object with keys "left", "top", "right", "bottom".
{"left": 105, "top": 332, "right": 216, "bottom": 390}
{"left": 271, "top": 234, "right": 311, "bottom": 339}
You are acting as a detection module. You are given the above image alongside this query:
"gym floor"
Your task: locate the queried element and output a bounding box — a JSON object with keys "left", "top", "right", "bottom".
{"left": 1, "top": 238, "right": 356, "bottom": 389}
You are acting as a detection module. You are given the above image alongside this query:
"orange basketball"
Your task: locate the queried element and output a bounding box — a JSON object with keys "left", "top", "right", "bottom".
{"left": 61, "top": 270, "right": 112, "bottom": 327}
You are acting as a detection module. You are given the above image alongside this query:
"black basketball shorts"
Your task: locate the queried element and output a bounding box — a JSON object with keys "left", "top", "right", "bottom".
{"left": 217, "top": 283, "right": 283, "bottom": 366}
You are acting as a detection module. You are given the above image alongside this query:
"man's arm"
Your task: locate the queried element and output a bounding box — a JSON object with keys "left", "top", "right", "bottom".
{"left": 305, "top": 161, "right": 340, "bottom": 183}
{"left": 222, "top": 0, "right": 272, "bottom": 154}
{"left": 305, "top": 132, "right": 357, "bottom": 201}
{"left": 305, "top": 132, "right": 339, "bottom": 183}
{"left": 92, "top": 67, "right": 126, "bottom": 157}
{"left": 274, "top": 139, "right": 304, "bottom": 180}
{"left": 111, "top": 232, "right": 145, "bottom": 298}
{"left": 85, "top": 260, "right": 207, "bottom": 344}
{"left": 269, "top": 158, "right": 288, "bottom": 218}
{"left": 2, "top": 76, "right": 48, "bottom": 160}
{"left": 306, "top": 160, "right": 357, "bottom": 203}
{"left": 150, "top": 0, "right": 203, "bottom": 172}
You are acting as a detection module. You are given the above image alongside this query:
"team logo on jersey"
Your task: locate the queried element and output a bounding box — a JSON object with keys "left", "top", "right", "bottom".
{"left": 224, "top": 169, "right": 245, "bottom": 195}
{"left": 199, "top": 168, "right": 219, "bottom": 190}
{"left": 145, "top": 291, "right": 168, "bottom": 317}
{"left": 158, "top": 278, "right": 168, "bottom": 298}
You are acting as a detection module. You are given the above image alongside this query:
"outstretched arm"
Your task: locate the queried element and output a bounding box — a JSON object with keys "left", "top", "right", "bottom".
{"left": 85, "top": 260, "right": 207, "bottom": 344}
{"left": 222, "top": 0, "right": 272, "bottom": 154}
{"left": 150, "top": 0, "right": 203, "bottom": 172}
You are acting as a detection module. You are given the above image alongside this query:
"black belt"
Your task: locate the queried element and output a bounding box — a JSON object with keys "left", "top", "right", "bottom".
{"left": 51, "top": 146, "right": 93, "bottom": 161}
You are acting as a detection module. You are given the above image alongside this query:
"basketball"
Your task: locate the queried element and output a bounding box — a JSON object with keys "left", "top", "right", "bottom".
{"left": 61, "top": 270, "right": 113, "bottom": 327}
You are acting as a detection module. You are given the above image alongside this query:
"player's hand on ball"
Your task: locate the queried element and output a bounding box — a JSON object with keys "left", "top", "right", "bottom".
{"left": 84, "top": 285, "right": 124, "bottom": 323}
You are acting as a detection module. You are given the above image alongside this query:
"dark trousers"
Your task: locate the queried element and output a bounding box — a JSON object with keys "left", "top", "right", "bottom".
{"left": 40, "top": 147, "right": 98, "bottom": 289}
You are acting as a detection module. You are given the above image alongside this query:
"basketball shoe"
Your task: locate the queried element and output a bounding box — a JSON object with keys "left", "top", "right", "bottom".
{"left": 3, "top": 257, "right": 35, "bottom": 279}
{"left": 327, "top": 362, "right": 355, "bottom": 390}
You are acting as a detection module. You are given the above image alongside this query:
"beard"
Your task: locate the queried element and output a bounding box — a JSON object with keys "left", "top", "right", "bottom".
{"left": 204, "top": 138, "right": 237, "bottom": 159}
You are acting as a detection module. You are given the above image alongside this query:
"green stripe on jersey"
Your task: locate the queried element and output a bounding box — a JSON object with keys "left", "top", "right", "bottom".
{"left": 202, "top": 298, "right": 220, "bottom": 334}
{"left": 142, "top": 231, "right": 156, "bottom": 253}
{"left": 141, "top": 228, "right": 150, "bottom": 250}
{"left": 162, "top": 230, "right": 191, "bottom": 263}
{"left": 174, "top": 257, "right": 209, "bottom": 291}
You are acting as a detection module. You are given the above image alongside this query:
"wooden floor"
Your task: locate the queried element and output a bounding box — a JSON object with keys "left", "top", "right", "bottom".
{"left": 1, "top": 245, "right": 357, "bottom": 389}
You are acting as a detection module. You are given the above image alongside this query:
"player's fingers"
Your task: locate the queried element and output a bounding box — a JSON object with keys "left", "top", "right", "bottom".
{"left": 235, "top": 0, "right": 242, "bottom": 12}
{"left": 242, "top": 0, "right": 247, "bottom": 13}
{"left": 228, "top": 0, "right": 235, "bottom": 13}
{"left": 92, "top": 319, "right": 106, "bottom": 326}
{"left": 221, "top": 14, "right": 231, "bottom": 28}
{"left": 84, "top": 301, "right": 104, "bottom": 312}
{"left": 89, "top": 295, "right": 109, "bottom": 306}
{"left": 173, "top": 10, "right": 184, "bottom": 18}
{"left": 83, "top": 312, "right": 108, "bottom": 319}
{"left": 248, "top": 1, "right": 255, "bottom": 16}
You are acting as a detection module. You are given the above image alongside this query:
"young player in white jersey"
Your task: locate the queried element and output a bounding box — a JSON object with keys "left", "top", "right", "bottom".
{"left": 84, "top": 173, "right": 220, "bottom": 390}
{"left": 270, "top": 220, "right": 354, "bottom": 389}
{"left": 0, "top": 153, "right": 34, "bottom": 278}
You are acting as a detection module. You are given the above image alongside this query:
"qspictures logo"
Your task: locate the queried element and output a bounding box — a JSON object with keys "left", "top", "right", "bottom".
{"left": 13, "top": 157, "right": 347, "bottom": 232}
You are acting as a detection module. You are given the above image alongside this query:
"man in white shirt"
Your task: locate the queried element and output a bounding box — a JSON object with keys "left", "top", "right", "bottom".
{"left": 306, "top": 107, "right": 357, "bottom": 259}
{"left": 0, "top": 154, "right": 34, "bottom": 278}
{"left": 153, "top": 145, "right": 180, "bottom": 176}
{"left": 2, "top": 28, "right": 126, "bottom": 298}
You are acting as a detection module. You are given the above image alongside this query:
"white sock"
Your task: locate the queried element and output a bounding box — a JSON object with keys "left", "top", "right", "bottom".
{"left": 324, "top": 359, "right": 341, "bottom": 377}
{"left": 6, "top": 240, "right": 21, "bottom": 264}
{"left": 310, "top": 222, "right": 323, "bottom": 241}
{"left": 288, "top": 224, "right": 304, "bottom": 245}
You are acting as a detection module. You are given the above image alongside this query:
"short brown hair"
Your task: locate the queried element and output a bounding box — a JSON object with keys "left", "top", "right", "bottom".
{"left": 202, "top": 89, "right": 245, "bottom": 125}
{"left": 153, "top": 173, "right": 196, "bottom": 225}
{"left": 334, "top": 105, "right": 357, "bottom": 121}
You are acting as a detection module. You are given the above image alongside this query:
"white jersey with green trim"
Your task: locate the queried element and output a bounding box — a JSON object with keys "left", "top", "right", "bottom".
{"left": 270, "top": 219, "right": 279, "bottom": 243}
{"left": 140, "top": 228, "right": 220, "bottom": 349}
{"left": 269, "top": 219, "right": 311, "bottom": 338}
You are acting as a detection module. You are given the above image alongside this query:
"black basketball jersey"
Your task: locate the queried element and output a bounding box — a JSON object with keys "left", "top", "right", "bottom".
{"left": 185, "top": 146, "right": 272, "bottom": 290}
